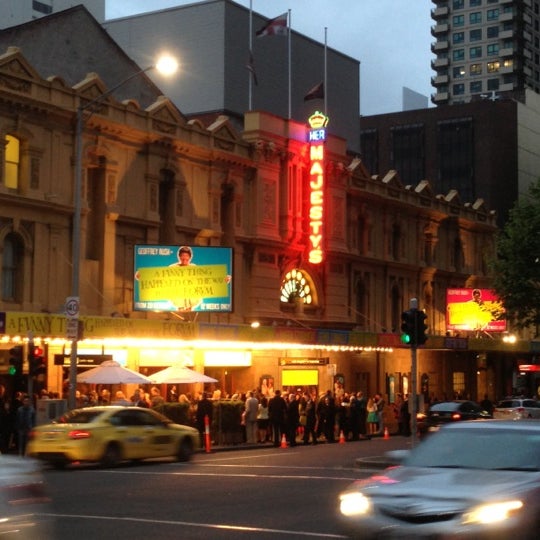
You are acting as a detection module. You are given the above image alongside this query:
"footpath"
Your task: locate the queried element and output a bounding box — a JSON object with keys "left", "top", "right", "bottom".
{"left": 199, "top": 431, "right": 414, "bottom": 469}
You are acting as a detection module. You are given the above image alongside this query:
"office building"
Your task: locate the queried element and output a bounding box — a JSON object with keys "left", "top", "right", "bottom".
{"left": 431, "top": 0, "right": 539, "bottom": 105}
{"left": 0, "top": 0, "right": 105, "bottom": 27}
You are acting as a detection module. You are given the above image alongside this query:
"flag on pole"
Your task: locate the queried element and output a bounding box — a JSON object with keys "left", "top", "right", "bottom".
{"left": 304, "top": 82, "right": 324, "bottom": 102}
{"left": 246, "top": 49, "right": 258, "bottom": 86}
{"left": 256, "top": 12, "right": 288, "bottom": 37}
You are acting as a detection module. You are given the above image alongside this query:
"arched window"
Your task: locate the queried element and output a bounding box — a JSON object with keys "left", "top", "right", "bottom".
{"left": 2, "top": 233, "right": 24, "bottom": 302}
{"left": 4, "top": 134, "right": 20, "bottom": 189}
{"left": 280, "top": 268, "right": 317, "bottom": 306}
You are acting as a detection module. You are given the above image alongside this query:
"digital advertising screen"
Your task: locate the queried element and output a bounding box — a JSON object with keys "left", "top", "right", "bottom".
{"left": 133, "top": 245, "right": 233, "bottom": 313}
{"left": 446, "top": 288, "right": 506, "bottom": 333}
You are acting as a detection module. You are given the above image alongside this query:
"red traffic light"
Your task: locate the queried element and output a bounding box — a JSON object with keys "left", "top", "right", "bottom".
{"left": 33, "top": 346, "right": 44, "bottom": 357}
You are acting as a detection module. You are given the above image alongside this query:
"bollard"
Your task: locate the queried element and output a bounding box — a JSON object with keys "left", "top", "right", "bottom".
{"left": 204, "top": 414, "right": 211, "bottom": 453}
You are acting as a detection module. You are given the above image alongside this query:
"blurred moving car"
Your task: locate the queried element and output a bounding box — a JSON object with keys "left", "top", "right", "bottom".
{"left": 338, "top": 420, "right": 540, "bottom": 539}
{"left": 0, "top": 454, "right": 55, "bottom": 538}
{"left": 417, "top": 399, "right": 491, "bottom": 436}
{"left": 27, "top": 406, "right": 199, "bottom": 468}
{"left": 493, "top": 397, "right": 540, "bottom": 420}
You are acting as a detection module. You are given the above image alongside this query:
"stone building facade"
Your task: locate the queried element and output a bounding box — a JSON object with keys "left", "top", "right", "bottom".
{"left": 0, "top": 44, "right": 521, "bottom": 408}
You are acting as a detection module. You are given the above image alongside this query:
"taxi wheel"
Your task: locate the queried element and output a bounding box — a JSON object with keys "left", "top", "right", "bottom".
{"left": 101, "top": 443, "right": 122, "bottom": 467}
{"left": 176, "top": 438, "right": 193, "bottom": 462}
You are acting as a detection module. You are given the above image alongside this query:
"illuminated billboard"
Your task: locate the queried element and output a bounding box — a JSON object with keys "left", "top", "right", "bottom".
{"left": 446, "top": 288, "right": 506, "bottom": 333}
{"left": 134, "top": 245, "right": 233, "bottom": 313}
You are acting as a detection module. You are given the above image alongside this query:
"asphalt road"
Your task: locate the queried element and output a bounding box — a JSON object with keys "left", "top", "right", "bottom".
{"left": 40, "top": 436, "right": 412, "bottom": 539}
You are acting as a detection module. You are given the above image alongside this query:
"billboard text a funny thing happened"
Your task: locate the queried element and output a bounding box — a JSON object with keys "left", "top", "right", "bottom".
{"left": 134, "top": 245, "right": 233, "bottom": 313}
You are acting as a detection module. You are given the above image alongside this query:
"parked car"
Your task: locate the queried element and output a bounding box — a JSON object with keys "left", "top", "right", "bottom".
{"left": 27, "top": 406, "right": 200, "bottom": 468}
{"left": 338, "top": 420, "right": 540, "bottom": 539}
{"left": 493, "top": 397, "right": 540, "bottom": 420}
{"left": 417, "top": 399, "right": 491, "bottom": 436}
{"left": 0, "top": 453, "right": 55, "bottom": 538}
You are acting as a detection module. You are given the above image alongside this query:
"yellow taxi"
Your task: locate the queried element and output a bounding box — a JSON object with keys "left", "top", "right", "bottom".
{"left": 27, "top": 406, "right": 200, "bottom": 468}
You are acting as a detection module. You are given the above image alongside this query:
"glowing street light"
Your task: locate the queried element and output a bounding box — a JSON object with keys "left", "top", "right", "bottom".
{"left": 68, "top": 55, "right": 178, "bottom": 409}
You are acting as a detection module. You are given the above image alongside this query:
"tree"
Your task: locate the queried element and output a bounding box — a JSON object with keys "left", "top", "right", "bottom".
{"left": 491, "top": 178, "right": 540, "bottom": 332}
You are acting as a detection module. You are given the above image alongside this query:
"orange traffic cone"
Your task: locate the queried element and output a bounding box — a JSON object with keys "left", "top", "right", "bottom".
{"left": 383, "top": 427, "right": 390, "bottom": 440}
{"left": 339, "top": 430, "right": 346, "bottom": 444}
{"left": 280, "top": 434, "right": 287, "bottom": 448}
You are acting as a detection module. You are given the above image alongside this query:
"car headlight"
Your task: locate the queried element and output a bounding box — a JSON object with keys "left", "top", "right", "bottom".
{"left": 339, "top": 491, "right": 371, "bottom": 517}
{"left": 462, "top": 500, "right": 523, "bottom": 524}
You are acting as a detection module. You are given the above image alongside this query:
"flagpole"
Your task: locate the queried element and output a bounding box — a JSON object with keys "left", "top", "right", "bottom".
{"left": 288, "top": 9, "right": 292, "bottom": 119}
{"left": 324, "top": 26, "right": 328, "bottom": 115}
{"left": 249, "top": 0, "right": 253, "bottom": 110}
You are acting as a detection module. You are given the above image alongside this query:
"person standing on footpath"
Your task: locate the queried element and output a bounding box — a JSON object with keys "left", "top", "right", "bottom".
{"left": 16, "top": 395, "right": 35, "bottom": 457}
{"left": 302, "top": 392, "right": 318, "bottom": 445}
{"left": 374, "top": 392, "right": 386, "bottom": 435}
{"left": 244, "top": 391, "right": 259, "bottom": 444}
{"left": 268, "top": 390, "right": 287, "bottom": 447}
{"left": 0, "top": 384, "right": 11, "bottom": 454}
{"left": 286, "top": 393, "right": 300, "bottom": 447}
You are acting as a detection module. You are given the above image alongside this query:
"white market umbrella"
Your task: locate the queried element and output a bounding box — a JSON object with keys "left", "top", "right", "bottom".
{"left": 76, "top": 360, "right": 153, "bottom": 385}
{"left": 150, "top": 364, "right": 217, "bottom": 384}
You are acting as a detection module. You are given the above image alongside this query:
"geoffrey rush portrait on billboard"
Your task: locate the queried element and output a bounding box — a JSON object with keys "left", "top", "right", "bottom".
{"left": 133, "top": 245, "right": 233, "bottom": 313}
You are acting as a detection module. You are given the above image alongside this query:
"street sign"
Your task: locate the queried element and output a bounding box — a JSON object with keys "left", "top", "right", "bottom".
{"left": 65, "top": 297, "right": 80, "bottom": 319}
{"left": 66, "top": 318, "right": 79, "bottom": 340}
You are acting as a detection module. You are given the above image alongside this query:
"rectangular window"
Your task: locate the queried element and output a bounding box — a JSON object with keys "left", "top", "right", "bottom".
{"left": 487, "top": 8, "right": 499, "bottom": 20}
{"left": 32, "top": 1, "right": 53, "bottom": 14}
{"left": 487, "top": 25, "right": 499, "bottom": 38}
{"left": 437, "top": 118, "right": 474, "bottom": 200}
{"left": 469, "top": 46, "right": 482, "bottom": 58}
{"left": 470, "top": 81, "right": 482, "bottom": 93}
{"left": 453, "top": 32, "right": 465, "bottom": 44}
{"left": 453, "top": 14, "right": 465, "bottom": 26}
{"left": 453, "top": 49, "right": 465, "bottom": 61}
{"left": 487, "top": 43, "right": 499, "bottom": 56}
{"left": 469, "top": 0, "right": 481, "bottom": 6}
{"left": 453, "top": 83, "right": 465, "bottom": 95}
{"left": 452, "top": 372, "right": 465, "bottom": 396}
{"left": 4, "top": 135, "right": 20, "bottom": 189}
{"left": 487, "top": 78, "right": 500, "bottom": 90}
{"left": 487, "top": 61, "right": 500, "bottom": 72}
{"left": 390, "top": 124, "right": 425, "bottom": 187}
{"left": 470, "top": 63, "right": 482, "bottom": 75}
{"left": 453, "top": 66, "right": 466, "bottom": 78}
{"left": 453, "top": 0, "right": 464, "bottom": 8}
{"left": 469, "top": 12, "right": 482, "bottom": 24}
{"left": 469, "top": 28, "right": 482, "bottom": 41}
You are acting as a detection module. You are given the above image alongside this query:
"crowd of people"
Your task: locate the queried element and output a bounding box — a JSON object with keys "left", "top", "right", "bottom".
{"left": 1, "top": 380, "right": 417, "bottom": 456}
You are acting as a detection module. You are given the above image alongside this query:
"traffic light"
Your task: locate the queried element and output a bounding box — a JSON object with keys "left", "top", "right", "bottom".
{"left": 29, "top": 345, "right": 46, "bottom": 376}
{"left": 416, "top": 310, "right": 428, "bottom": 345}
{"left": 8, "top": 345, "right": 23, "bottom": 376}
{"left": 400, "top": 310, "right": 415, "bottom": 345}
{"left": 400, "top": 309, "right": 429, "bottom": 346}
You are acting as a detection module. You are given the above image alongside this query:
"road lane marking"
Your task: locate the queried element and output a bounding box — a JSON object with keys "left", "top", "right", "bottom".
{"left": 41, "top": 513, "right": 348, "bottom": 538}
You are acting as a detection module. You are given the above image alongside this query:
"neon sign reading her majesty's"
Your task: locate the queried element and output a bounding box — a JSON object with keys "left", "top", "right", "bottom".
{"left": 307, "top": 111, "right": 329, "bottom": 264}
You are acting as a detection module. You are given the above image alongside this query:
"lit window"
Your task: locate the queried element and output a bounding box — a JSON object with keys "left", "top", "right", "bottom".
{"left": 453, "top": 66, "right": 466, "bottom": 78}
{"left": 452, "top": 372, "right": 465, "bottom": 396}
{"left": 487, "top": 61, "right": 500, "bottom": 73}
{"left": 280, "top": 269, "right": 315, "bottom": 305}
{"left": 470, "top": 63, "right": 482, "bottom": 75}
{"left": 4, "top": 135, "right": 20, "bottom": 189}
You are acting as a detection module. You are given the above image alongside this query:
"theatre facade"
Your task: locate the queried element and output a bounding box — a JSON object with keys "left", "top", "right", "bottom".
{"left": 0, "top": 47, "right": 529, "bottom": 405}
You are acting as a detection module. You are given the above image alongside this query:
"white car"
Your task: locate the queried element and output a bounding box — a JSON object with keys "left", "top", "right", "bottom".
{"left": 338, "top": 421, "right": 540, "bottom": 539}
{"left": 0, "top": 454, "right": 55, "bottom": 538}
{"left": 493, "top": 398, "right": 540, "bottom": 420}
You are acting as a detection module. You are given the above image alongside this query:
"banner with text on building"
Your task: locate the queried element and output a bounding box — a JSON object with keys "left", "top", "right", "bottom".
{"left": 446, "top": 288, "right": 506, "bottom": 333}
{"left": 134, "top": 245, "right": 233, "bottom": 313}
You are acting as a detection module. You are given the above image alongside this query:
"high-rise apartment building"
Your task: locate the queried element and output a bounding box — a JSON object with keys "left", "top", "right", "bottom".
{"left": 431, "top": 0, "right": 539, "bottom": 105}
{"left": 0, "top": 0, "right": 104, "bottom": 28}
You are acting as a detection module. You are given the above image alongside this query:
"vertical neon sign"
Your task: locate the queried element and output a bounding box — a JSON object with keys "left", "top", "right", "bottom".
{"left": 307, "top": 111, "right": 329, "bottom": 264}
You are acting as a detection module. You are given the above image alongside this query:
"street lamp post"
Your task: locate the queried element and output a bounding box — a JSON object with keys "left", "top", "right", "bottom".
{"left": 68, "top": 56, "right": 178, "bottom": 409}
